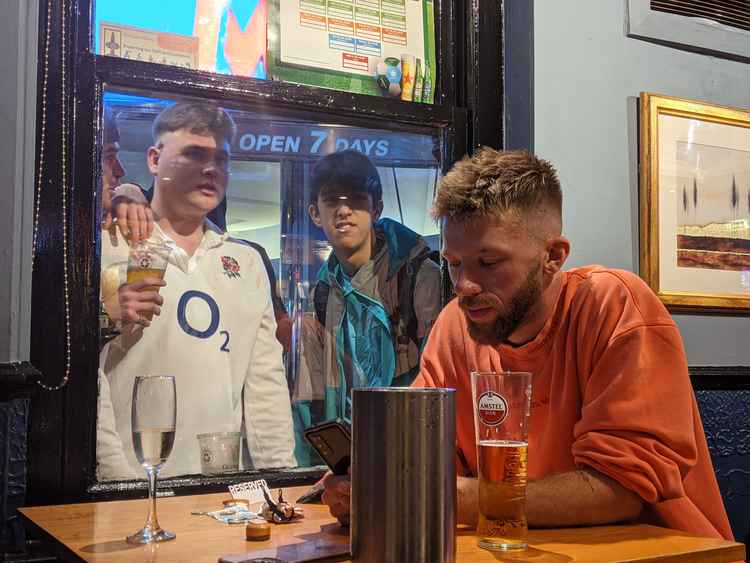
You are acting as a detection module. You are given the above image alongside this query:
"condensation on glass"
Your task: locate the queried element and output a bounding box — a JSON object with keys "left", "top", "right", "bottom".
{"left": 95, "top": 89, "right": 443, "bottom": 482}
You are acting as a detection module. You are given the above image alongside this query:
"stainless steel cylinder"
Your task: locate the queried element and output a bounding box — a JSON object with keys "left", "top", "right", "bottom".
{"left": 351, "top": 388, "right": 456, "bottom": 563}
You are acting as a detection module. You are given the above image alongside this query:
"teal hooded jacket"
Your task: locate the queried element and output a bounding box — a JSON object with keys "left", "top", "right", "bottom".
{"left": 291, "top": 218, "right": 442, "bottom": 465}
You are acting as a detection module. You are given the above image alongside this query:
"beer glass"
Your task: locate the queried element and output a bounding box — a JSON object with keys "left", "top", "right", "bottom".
{"left": 126, "top": 241, "right": 172, "bottom": 321}
{"left": 470, "top": 371, "right": 532, "bottom": 551}
{"left": 127, "top": 375, "right": 177, "bottom": 544}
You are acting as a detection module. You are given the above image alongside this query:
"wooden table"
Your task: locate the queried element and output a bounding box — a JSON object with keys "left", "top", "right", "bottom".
{"left": 20, "top": 487, "right": 745, "bottom": 563}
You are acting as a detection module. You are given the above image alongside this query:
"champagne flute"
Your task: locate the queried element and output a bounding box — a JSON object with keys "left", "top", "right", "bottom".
{"left": 127, "top": 375, "right": 177, "bottom": 544}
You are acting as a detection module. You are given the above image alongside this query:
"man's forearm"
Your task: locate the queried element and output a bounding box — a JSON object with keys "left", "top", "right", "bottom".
{"left": 527, "top": 468, "right": 643, "bottom": 527}
{"left": 458, "top": 468, "right": 643, "bottom": 528}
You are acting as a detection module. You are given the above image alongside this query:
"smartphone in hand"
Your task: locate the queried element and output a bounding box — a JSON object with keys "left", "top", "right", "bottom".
{"left": 303, "top": 419, "right": 351, "bottom": 475}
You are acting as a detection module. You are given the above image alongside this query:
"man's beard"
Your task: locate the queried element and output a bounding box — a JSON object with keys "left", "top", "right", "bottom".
{"left": 462, "top": 263, "right": 542, "bottom": 346}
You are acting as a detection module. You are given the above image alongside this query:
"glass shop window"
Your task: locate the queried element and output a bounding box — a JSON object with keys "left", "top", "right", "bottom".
{"left": 96, "top": 89, "right": 444, "bottom": 482}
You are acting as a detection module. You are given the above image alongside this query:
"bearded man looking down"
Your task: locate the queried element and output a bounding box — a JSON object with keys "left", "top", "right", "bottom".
{"left": 320, "top": 148, "right": 732, "bottom": 541}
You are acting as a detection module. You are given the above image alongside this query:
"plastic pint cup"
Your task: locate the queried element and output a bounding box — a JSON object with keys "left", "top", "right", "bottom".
{"left": 471, "top": 371, "right": 532, "bottom": 551}
{"left": 197, "top": 432, "right": 241, "bottom": 474}
{"left": 126, "top": 241, "right": 172, "bottom": 321}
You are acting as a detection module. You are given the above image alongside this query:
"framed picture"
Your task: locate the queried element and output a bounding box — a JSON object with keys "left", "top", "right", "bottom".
{"left": 627, "top": 0, "right": 750, "bottom": 64}
{"left": 639, "top": 93, "right": 750, "bottom": 312}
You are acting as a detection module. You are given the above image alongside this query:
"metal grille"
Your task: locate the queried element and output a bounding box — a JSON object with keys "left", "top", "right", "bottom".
{"left": 651, "top": 0, "right": 750, "bottom": 33}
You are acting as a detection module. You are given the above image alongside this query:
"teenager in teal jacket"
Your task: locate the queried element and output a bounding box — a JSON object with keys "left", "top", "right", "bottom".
{"left": 292, "top": 150, "right": 441, "bottom": 465}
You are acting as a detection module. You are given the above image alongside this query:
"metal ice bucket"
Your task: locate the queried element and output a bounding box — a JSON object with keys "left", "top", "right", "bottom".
{"left": 351, "top": 387, "right": 456, "bottom": 563}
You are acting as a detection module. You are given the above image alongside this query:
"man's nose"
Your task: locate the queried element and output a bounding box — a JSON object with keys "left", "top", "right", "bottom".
{"left": 453, "top": 270, "right": 482, "bottom": 296}
{"left": 334, "top": 200, "right": 353, "bottom": 216}
{"left": 202, "top": 162, "right": 219, "bottom": 177}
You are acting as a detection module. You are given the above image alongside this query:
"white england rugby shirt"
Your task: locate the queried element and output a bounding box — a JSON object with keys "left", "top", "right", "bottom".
{"left": 96, "top": 221, "right": 296, "bottom": 480}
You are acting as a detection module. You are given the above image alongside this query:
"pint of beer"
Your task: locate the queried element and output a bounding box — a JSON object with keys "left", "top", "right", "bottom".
{"left": 471, "top": 371, "right": 532, "bottom": 551}
{"left": 126, "top": 241, "right": 172, "bottom": 321}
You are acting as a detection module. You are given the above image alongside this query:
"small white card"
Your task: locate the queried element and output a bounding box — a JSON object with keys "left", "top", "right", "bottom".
{"left": 228, "top": 479, "right": 270, "bottom": 506}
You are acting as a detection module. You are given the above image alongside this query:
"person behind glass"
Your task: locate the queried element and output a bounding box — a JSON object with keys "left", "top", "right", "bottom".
{"left": 123, "top": 177, "right": 294, "bottom": 352}
{"left": 100, "top": 109, "right": 159, "bottom": 333}
{"left": 321, "top": 148, "right": 732, "bottom": 541}
{"left": 100, "top": 107, "right": 154, "bottom": 243}
{"left": 100, "top": 108, "right": 163, "bottom": 333}
{"left": 292, "top": 150, "right": 442, "bottom": 464}
{"left": 97, "top": 102, "right": 296, "bottom": 479}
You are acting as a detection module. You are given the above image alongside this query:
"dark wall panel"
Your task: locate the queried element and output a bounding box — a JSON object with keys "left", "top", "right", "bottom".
{"left": 696, "top": 388, "right": 750, "bottom": 544}
{"left": 0, "top": 399, "right": 29, "bottom": 547}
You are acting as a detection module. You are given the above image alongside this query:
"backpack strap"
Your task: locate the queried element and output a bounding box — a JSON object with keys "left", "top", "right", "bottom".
{"left": 393, "top": 249, "right": 440, "bottom": 348}
{"left": 313, "top": 281, "right": 330, "bottom": 327}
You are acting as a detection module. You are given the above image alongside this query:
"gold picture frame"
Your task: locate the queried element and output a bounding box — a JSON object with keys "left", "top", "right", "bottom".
{"left": 639, "top": 93, "right": 750, "bottom": 312}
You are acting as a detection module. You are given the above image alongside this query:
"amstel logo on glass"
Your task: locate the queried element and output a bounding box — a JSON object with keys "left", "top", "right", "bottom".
{"left": 477, "top": 391, "right": 508, "bottom": 427}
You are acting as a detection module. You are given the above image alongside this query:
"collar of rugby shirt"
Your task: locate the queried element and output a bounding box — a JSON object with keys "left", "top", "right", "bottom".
{"left": 152, "top": 219, "right": 228, "bottom": 274}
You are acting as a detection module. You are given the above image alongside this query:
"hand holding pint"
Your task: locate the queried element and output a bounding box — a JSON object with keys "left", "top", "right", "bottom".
{"left": 122, "top": 241, "right": 172, "bottom": 324}
{"left": 471, "top": 371, "right": 532, "bottom": 551}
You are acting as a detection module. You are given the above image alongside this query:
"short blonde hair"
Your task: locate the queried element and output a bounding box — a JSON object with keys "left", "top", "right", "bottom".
{"left": 433, "top": 148, "right": 562, "bottom": 222}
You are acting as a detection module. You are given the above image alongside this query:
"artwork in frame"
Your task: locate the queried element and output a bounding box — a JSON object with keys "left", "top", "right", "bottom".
{"left": 639, "top": 93, "right": 750, "bottom": 312}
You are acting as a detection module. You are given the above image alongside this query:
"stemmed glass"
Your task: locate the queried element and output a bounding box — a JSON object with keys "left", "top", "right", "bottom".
{"left": 127, "top": 375, "right": 177, "bottom": 544}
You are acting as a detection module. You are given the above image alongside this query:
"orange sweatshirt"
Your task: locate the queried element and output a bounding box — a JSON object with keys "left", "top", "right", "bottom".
{"left": 414, "top": 266, "right": 732, "bottom": 540}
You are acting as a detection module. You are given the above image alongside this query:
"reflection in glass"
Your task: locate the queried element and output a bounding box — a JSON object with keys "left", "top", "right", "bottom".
{"left": 93, "top": 0, "right": 436, "bottom": 102}
{"left": 291, "top": 150, "right": 442, "bottom": 465}
{"left": 96, "top": 90, "right": 443, "bottom": 481}
{"left": 97, "top": 98, "right": 296, "bottom": 481}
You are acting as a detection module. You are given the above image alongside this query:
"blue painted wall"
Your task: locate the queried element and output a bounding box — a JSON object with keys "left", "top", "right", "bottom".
{"left": 533, "top": 0, "right": 750, "bottom": 364}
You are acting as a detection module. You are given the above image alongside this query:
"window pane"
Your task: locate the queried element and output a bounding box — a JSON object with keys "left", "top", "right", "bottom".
{"left": 94, "top": 0, "right": 436, "bottom": 102}
{"left": 97, "top": 89, "right": 444, "bottom": 482}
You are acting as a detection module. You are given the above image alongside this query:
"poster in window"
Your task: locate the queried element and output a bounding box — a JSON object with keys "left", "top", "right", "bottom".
{"left": 96, "top": 0, "right": 269, "bottom": 78}
{"left": 268, "top": 0, "right": 437, "bottom": 103}
{"left": 95, "top": 0, "right": 436, "bottom": 102}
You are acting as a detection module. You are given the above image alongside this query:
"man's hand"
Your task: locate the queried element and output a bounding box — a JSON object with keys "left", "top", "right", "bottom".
{"left": 275, "top": 314, "right": 293, "bottom": 352}
{"left": 104, "top": 196, "right": 154, "bottom": 242}
{"left": 118, "top": 278, "right": 166, "bottom": 327}
{"left": 321, "top": 470, "right": 351, "bottom": 526}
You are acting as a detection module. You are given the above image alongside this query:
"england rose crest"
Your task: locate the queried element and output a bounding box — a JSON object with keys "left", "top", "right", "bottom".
{"left": 477, "top": 391, "right": 508, "bottom": 427}
{"left": 221, "top": 256, "right": 241, "bottom": 279}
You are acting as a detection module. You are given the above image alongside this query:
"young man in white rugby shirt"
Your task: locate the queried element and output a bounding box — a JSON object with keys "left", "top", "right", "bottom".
{"left": 97, "top": 102, "right": 296, "bottom": 480}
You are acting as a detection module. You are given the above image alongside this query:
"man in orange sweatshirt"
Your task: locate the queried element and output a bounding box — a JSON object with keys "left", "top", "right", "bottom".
{"left": 322, "top": 148, "right": 732, "bottom": 540}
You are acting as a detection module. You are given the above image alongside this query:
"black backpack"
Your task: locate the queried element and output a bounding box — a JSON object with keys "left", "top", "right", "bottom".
{"left": 313, "top": 248, "right": 440, "bottom": 349}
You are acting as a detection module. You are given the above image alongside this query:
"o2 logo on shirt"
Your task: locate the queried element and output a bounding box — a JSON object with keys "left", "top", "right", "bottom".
{"left": 477, "top": 391, "right": 508, "bottom": 427}
{"left": 177, "top": 290, "right": 230, "bottom": 352}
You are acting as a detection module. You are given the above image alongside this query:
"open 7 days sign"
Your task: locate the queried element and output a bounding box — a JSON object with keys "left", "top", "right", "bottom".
{"left": 231, "top": 120, "right": 438, "bottom": 165}
{"left": 477, "top": 391, "right": 508, "bottom": 427}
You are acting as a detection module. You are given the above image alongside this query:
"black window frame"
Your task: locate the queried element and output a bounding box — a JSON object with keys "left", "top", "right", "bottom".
{"left": 28, "top": 0, "right": 524, "bottom": 504}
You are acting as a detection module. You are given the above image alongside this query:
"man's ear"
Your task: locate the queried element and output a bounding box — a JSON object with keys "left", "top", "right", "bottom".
{"left": 372, "top": 199, "right": 384, "bottom": 222}
{"left": 308, "top": 203, "right": 322, "bottom": 228}
{"left": 147, "top": 146, "right": 160, "bottom": 176}
{"left": 544, "top": 236, "right": 570, "bottom": 276}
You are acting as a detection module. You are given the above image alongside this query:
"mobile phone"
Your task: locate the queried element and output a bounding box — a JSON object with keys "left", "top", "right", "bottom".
{"left": 303, "top": 419, "right": 351, "bottom": 475}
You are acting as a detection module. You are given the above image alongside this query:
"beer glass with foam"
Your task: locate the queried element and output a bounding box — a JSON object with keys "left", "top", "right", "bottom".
{"left": 470, "top": 371, "right": 532, "bottom": 551}
{"left": 126, "top": 241, "right": 172, "bottom": 321}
